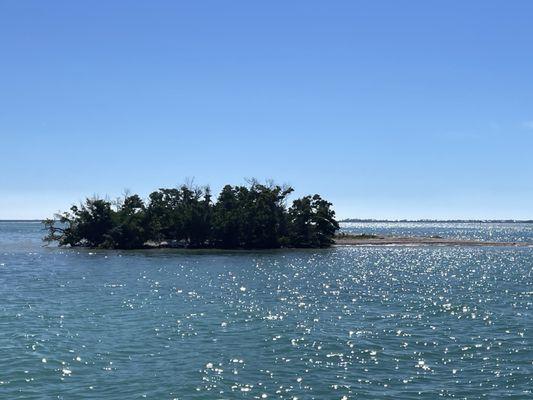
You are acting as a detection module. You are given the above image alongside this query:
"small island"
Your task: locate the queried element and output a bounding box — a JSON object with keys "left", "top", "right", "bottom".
{"left": 44, "top": 181, "right": 339, "bottom": 249}
{"left": 44, "top": 182, "right": 532, "bottom": 250}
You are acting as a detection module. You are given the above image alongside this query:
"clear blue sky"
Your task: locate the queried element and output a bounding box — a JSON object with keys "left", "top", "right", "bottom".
{"left": 1, "top": 1, "right": 532, "bottom": 220}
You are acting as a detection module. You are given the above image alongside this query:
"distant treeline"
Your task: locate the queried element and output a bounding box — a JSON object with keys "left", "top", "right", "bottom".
{"left": 341, "top": 219, "right": 533, "bottom": 223}
{"left": 44, "top": 181, "right": 339, "bottom": 249}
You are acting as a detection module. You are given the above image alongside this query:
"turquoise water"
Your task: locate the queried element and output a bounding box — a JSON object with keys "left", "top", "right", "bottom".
{"left": 0, "top": 222, "right": 532, "bottom": 399}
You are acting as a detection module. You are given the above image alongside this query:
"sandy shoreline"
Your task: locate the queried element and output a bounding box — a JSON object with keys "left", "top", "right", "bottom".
{"left": 333, "top": 235, "right": 533, "bottom": 247}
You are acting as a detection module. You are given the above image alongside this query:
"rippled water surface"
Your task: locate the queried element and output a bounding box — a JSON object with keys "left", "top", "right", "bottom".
{"left": 1, "top": 222, "right": 532, "bottom": 399}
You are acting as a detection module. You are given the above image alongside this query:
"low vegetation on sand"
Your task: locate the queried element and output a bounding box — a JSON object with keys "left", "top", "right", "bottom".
{"left": 44, "top": 181, "right": 339, "bottom": 250}
{"left": 335, "top": 233, "right": 379, "bottom": 239}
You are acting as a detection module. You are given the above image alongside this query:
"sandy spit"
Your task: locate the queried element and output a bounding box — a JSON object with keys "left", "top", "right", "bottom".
{"left": 333, "top": 235, "right": 533, "bottom": 247}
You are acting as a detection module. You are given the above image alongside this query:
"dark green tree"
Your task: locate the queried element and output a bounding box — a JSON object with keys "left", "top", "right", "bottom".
{"left": 212, "top": 182, "right": 293, "bottom": 248}
{"left": 180, "top": 185, "right": 213, "bottom": 247}
{"left": 212, "top": 185, "right": 241, "bottom": 248}
{"left": 287, "top": 194, "right": 339, "bottom": 247}
{"left": 44, "top": 198, "right": 115, "bottom": 248}
{"left": 106, "top": 194, "right": 148, "bottom": 249}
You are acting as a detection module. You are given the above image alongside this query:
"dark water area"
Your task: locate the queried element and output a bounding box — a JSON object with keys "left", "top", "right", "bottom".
{"left": 0, "top": 222, "right": 531, "bottom": 398}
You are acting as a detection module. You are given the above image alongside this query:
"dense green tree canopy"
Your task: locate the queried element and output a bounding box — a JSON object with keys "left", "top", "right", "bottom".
{"left": 44, "top": 181, "right": 339, "bottom": 249}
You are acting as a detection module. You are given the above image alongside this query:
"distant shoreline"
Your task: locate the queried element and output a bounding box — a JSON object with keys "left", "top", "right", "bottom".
{"left": 0, "top": 220, "right": 43, "bottom": 222}
{"left": 340, "top": 219, "right": 533, "bottom": 223}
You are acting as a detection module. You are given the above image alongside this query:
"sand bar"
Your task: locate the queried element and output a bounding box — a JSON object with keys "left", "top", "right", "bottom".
{"left": 334, "top": 235, "right": 533, "bottom": 247}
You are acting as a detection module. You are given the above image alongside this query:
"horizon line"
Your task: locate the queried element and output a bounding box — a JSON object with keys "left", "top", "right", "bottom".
{"left": 2, "top": 218, "right": 533, "bottom": 223}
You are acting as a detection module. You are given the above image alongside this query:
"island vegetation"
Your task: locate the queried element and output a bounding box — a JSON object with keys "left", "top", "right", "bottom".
{"left": 43, "top": 181, "right": 339, "bottom": 250}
